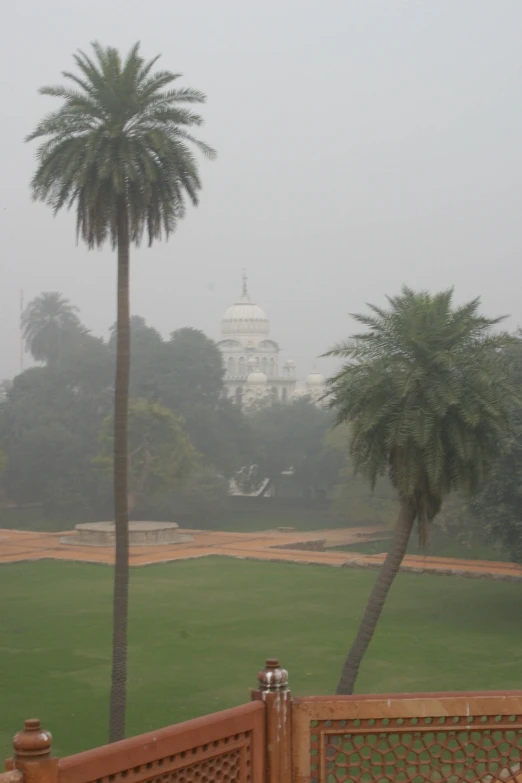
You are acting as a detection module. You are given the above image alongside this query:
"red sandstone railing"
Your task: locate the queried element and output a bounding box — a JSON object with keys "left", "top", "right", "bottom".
{"left": 60, "top": 703, "right": 264, "bottom": 783}
{"left": 293, "top": 692, "right": 522, "bottom": 783}
{"left": 5, "top": 660, "right": 522, "bottom": 783}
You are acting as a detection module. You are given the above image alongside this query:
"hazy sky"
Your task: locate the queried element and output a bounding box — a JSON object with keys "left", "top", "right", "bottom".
{"left": 1, "top": 0, "right": 522, "bottom": 382}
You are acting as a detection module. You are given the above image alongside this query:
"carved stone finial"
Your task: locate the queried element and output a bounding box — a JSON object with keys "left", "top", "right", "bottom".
{"left": 13, "top": 720, "right": 52, "bottom": 760}
{"left": 257, "top": 658, "right": 289, "bottom": 692}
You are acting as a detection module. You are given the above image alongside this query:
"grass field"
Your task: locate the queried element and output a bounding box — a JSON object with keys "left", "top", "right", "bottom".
{"left": 1, "top": 558, "right": 522, "bottom": 758}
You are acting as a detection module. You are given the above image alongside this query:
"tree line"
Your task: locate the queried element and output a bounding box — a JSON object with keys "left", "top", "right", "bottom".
{"left": 0, "top": 291, "right": 340, "bottom": 525}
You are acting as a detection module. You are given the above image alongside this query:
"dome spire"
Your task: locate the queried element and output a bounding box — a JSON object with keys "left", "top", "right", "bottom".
{"left": 242, "top": 268, "right": 248, "bottom": 297}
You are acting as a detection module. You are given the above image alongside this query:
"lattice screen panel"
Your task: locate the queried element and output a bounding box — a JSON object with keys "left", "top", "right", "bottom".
{"left": 150, "top": 746, "right": 243, "bottom": 783}
{"left": 310, "top": 716, "right": 522, "bottom": 783}
{"left": 84, "top": 734, "right": 251, "bottom": 783}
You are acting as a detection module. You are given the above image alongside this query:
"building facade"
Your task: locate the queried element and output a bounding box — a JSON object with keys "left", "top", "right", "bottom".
{"left": 216, "top": 276, "right": 325, "bottom": 406}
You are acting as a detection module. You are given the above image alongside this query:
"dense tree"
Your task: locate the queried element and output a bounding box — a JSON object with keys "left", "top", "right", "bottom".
{"left": 1, "top": 305, "right": 250, "bottom": 515}
{"left": 0, "top": 448, "right": 7, "bottom": 504}
{"left": 469, "top": 340, "right": 522, "bottom": 563}
{"left": 1, "top": 309, "right": 114, "bottom": 522}
{"left": 324, "top": 426, "right": 398, "bottom": 525}
{"left": 27, "top": 42, "right": 215, "bottom": 740}
{"left": 22, "top": 292, "right": 85, "bottom": 364}
{"left": 471, "top": 454, "right": 522, "bottom": 563}
{"left": 94, "top": 398, "right": 197, "bottom": 515}
{"left": 5, "top": 422, "right": 84, "bottom": 507}
{"left": 159, "top": 328, "right": 225, "bottom": 411}
{"left": 142, "top": 466, "right": 229, "bottom": 528}
{"left": 326, "top": 287, "right": 519, "bottom": 695}
{"left": 59, "top": 331, "right": 113, "bottom": 404}
{"left": 113, "top": 321, "right": 246, "bottom": 475}
{"left": 110, "top": 321, "right": 225, "bottom": 411}
{"left": 0, "top": 365, "right": 107, "bottom": 517}
{"left": 109, "top": 316, "right": 165, "bottom": 400}
{"left": 179, "top": 399, "right": 254, "bottom": 479}
{"left": 122, "top": 323, "right": 247, "bottom": 476}
{"left": 244, "top": 398, "right": 337, "bottom": 497}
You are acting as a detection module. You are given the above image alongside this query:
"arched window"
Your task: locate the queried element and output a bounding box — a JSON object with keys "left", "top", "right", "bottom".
{"left": 238, "top": 357, "right": 246, "bottom": 376}
{"left": 261, "top": 357, "right": 268, "bottom": 374}
{"left": 235, "top": 387, "right": 243, "bottom": 405}
{"left": 228, "top": 357, "right": 236, "bottom": 376}
{"left": 282, "top": 387, "right": 288, "bottom": 402}
{"left": 268, "top": 357, "right": 275, "bottom": 377}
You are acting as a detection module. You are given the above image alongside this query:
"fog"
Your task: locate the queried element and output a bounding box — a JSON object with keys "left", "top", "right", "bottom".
{"left": 1, "top": 0, "right": 521, "bottom": 382}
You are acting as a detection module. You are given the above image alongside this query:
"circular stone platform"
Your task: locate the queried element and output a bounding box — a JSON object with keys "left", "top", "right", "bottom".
{"left": 61, "top": 521, "right": 194, "bottom": 547}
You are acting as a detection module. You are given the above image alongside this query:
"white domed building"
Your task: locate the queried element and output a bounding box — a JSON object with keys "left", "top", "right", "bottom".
{"left": 217, "top": 276, "right": 325, "bottom": 407}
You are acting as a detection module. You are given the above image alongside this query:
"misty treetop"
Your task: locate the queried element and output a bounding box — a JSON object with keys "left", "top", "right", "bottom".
{"left": 9, "top": 294, "right": 244, "bottom": 512}
{"left": 22, "top": 292, "right": 86, "bottom": 365}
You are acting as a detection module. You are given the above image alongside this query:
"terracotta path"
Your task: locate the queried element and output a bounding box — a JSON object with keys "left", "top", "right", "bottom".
{"left": 1, "top": 526, "right": 522, "bottom": 582}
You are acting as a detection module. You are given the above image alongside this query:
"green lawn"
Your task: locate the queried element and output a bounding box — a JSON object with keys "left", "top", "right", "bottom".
{"left": 1, "top": 558, "right": 522, "bottom": 758}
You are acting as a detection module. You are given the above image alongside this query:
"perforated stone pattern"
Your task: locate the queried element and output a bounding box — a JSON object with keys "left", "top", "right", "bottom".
{"left": 311, "top": 715, "right": 522, "bottom": 783}
{"left": 84, "top": 733, "right": 251, "bottom": 783}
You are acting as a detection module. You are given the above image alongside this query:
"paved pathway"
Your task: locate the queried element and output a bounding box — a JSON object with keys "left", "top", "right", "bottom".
{"left": 1, "top": 526, "right": 521, "bottom": 581}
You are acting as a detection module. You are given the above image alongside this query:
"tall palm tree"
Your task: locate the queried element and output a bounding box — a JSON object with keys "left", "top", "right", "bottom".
{"left": 326, "top": 286, "right": 519, "bottom": 695}
{"left": 26, "top": 42, "right": 215, "bottom": 741}
{"left": 22, "top": 291, "right": 84, "bottom": 365}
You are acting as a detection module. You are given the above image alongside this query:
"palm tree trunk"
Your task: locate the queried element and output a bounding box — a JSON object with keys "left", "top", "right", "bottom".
{"left": 336, "top": 499, "right": 416, "bottom": 695}
{"left": 109, "top": 205, "right": 131, "bottom": 743}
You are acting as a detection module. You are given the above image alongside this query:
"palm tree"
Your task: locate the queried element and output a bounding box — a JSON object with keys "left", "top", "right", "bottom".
{"left": 326, "top": 286, "right": 519, "bottom": 695}
{"left": 26, "top": 42, "right": 215, "bottom": 741}
{"left": 22, "top": 291, "right": 84, "bottom": 365}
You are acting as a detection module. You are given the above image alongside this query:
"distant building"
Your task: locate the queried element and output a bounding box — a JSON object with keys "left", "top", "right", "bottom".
{"left": 216, "top": 275, "right": 325, "bottom": 407}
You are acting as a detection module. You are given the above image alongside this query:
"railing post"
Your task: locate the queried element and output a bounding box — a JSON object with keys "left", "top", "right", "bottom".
{"left": 254, "top": 659, "right": 292, "bottom": 783}
{"left": 5, "top": 721, "right": 58, "bottom": 783}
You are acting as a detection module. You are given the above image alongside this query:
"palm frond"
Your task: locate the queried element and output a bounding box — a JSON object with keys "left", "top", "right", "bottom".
{"left": 26, "top": 41, "right": 215, "bottom": 249}
{"left": 325, "top": 287, "right": 521, "bottom": 547}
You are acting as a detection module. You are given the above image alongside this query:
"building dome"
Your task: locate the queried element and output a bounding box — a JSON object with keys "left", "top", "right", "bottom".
{"left": 221, "top": 275, "right": 269, "bottom": 337}
{"left": 306, "top": 371, "right": 325, "bottom": 387}
{"left": 222, "top": 294, "right": 269, "bottom": 337}
{"left": 247, "top": 370, "right": 268, "bottom": 385}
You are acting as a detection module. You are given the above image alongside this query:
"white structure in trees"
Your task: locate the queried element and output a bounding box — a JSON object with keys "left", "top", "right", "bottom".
{"left": 216, "top": 274, "right": 325, "bottom": 407}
